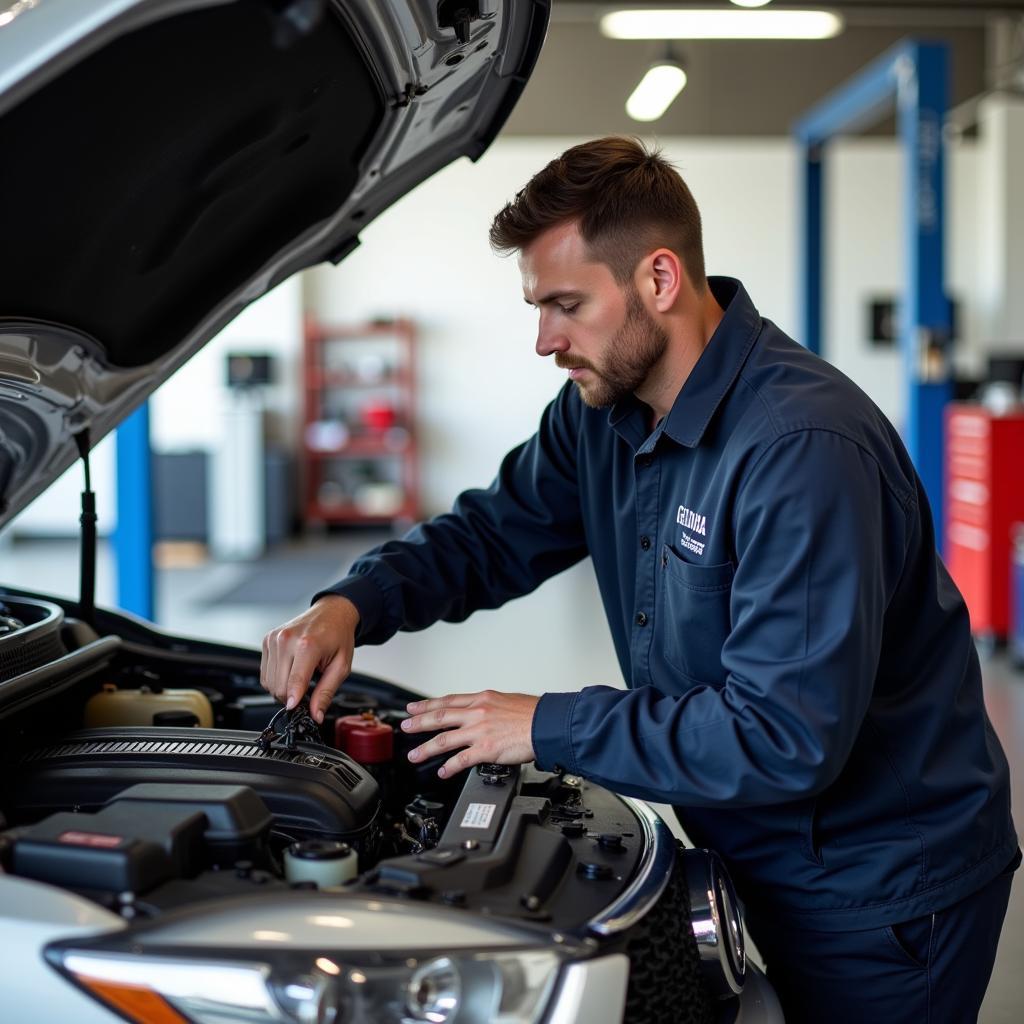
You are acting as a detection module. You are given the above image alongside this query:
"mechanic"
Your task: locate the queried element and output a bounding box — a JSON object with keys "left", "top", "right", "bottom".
{"left": 262, "top": 136, "right": 1018, "bottom": 1022}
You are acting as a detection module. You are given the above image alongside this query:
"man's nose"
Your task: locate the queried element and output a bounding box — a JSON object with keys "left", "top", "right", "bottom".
{"left": 535, "top": 316, "right": 569, "bottom": 358}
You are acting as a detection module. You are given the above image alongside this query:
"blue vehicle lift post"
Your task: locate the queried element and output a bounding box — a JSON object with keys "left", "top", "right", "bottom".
{"left": 794, "top": 40, "right": 952, "bottom": 545}
{"left": 115, "top": 402, "right": 155, "bottom": 620}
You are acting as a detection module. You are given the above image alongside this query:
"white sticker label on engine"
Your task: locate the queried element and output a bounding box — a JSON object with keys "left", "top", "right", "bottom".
{"left": 461, "top": 802, "right": 496, "bottom": 829}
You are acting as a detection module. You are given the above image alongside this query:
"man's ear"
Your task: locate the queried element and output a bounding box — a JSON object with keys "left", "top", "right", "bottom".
{"left": 639, "top": 248, "right": 683, "bottom": 313}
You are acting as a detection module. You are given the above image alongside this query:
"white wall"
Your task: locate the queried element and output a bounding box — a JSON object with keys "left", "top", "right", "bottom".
{"left": 827, "top": 138, "right": 985, "bottom": 429}
{"left": 977, "top": 94, "right": 1024, "bottom": 345}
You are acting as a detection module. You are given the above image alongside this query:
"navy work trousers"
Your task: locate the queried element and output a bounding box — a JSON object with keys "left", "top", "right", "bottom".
{"left": 745, "top": 851, "right": 1019, "bottom": 1024}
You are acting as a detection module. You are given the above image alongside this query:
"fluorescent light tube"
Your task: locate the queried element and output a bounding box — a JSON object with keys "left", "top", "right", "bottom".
{"left": 602, "top": 9, "right": 844, "bottom": 41}
{"left": 626, "top": 63, "right": 688, "bottom": 122}
{"left": 732, "top": 0, "right": 773, "bottom": 7}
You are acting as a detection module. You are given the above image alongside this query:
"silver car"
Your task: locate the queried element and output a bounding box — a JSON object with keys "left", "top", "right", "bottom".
{"left": 0, "top": 2, "right": 782, "bottom": 1021}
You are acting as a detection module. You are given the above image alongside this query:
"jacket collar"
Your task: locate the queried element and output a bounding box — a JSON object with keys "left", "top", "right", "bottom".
{"left": 609, "top": 276, "right": 762, "bottom": 450}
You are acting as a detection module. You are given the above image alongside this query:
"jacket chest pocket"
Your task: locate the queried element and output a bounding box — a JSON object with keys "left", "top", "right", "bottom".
{"left": 659, "top": 545, "right": 734, "bottom": 687}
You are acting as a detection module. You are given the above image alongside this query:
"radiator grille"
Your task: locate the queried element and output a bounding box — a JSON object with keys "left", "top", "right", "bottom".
{"left": 621, "top": 843, "right": 715, "bottom": 1024}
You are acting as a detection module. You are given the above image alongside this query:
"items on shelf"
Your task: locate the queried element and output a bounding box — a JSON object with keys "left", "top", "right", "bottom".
{"left": 302, "top": 317, "right": 419, "bottom": 525}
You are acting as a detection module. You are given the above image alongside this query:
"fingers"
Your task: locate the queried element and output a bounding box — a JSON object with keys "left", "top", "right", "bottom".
{"left": 404, "top": 692, "right": 538, "bottom": 777}
{"left": 401, "top": 705, "right": 476, "bottom": 734}
{"left": 259, "top": 598, "right": 359, "bottom": 709}
{"left": 260, "top": 633, "right": 272, "bottom": 694}
{"left": 261, "top": 629, "right": 287, "bottom": 702}
{"left": 438, "top": 747, "right": 478, "bottom": 780}
{"left": 409, "top": 734, "right": 493, "bottom": 780}
{"left": 407, "top": 724, "right": 484, "bottom": 775}
{"left": 405, "top": 691, "right": 487, "bottom": 715}
{"left": 284, "top": 644, "right": 319, "bottom": 710}
{"left": 309, "top": 654, "right": 351, "bottom": 723}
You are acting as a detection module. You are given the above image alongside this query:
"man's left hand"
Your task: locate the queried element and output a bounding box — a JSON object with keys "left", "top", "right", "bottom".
{"left": 401, "top": 690, "right": 540, "bottom": 778}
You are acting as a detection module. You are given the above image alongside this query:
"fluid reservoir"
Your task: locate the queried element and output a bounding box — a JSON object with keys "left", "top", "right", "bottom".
{"left": 334, "top": 711, "right": 394, "bottom": 764}
{"left": 84, "top": 683, "right": 214, "bottom": 729}
{"left": 283, "top": 839, "right": 358, "bottom": 887}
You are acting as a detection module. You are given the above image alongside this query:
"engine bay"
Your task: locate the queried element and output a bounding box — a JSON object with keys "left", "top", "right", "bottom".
{"left": 0, "top": 595, "right": 648, "bottom": 933}
{"left": 0, "top": 593, "right": 737, "bottom": 1024}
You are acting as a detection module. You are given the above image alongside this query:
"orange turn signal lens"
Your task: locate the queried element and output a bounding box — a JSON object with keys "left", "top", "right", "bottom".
{"left": 60, "top": 952, "right": 282, "bottom": 1022}
{"left": 73, "top": 977, "right": 190, "bottom": 1024}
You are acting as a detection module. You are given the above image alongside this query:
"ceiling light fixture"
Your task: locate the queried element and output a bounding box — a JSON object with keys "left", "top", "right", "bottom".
{"left": 626, "top": 58, "right": 688, "bottom": 122}
{"left": 732, "top": 0, "right": 773, "bottom": 8}
{"left": 601, "top": 9, "right": 844, "bottom": 41}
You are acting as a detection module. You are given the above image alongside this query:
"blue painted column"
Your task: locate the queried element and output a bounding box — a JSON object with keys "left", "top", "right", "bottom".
{"left": 898, "top": 43, "right": 952, "bottom": 547}
{"left": 794, "top": 39, "right": 952, "bottom": 551}
{"left": 801, "top": 144, "right": 825, "bottom": 355}
{"left": 115, "top": 402, "right": 155, "bottom": 619}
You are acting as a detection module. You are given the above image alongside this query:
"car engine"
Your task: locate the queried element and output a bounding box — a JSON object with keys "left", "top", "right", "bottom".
{"left": 0, "top": 594, "right": 745, "bottom": 1024}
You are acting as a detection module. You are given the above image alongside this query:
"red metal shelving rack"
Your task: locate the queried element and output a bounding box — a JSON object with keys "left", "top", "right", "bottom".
{"left": 302, "top": 316, "right": 419, "bottom": 526}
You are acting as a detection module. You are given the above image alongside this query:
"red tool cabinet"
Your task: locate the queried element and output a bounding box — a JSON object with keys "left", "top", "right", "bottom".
{"left": 944, "top": 404, "right": 1024, "bottom": 639}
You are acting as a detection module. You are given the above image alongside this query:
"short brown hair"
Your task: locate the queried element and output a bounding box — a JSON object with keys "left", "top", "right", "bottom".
{"left": 489, "top": 136, "right": 705, "bottom": 289}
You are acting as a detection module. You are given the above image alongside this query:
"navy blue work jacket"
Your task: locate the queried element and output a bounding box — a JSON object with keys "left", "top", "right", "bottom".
{"left": 320, "top": 277, "right": 1016, "bottom": 931}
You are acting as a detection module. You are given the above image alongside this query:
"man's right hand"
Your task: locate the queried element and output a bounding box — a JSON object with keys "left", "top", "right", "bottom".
{"left": 260, "top": 595, "right": 360, "bottom": 724}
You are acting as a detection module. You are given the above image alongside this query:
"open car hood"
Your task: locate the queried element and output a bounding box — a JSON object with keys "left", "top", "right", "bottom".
{"left": 0, "top": 0, "right": 548, "bottom": 529}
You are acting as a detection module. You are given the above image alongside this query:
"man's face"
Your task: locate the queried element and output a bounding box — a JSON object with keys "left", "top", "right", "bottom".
{"left": 519, "top": 222, "right": 668, "bottom": 409}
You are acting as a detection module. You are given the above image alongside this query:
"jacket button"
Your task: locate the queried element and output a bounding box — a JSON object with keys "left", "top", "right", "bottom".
{"left": 640, "top": 535, "right": 651, "bottom": 551}
{"left": 635, "top": 612, "right": 648, "bottom": 627}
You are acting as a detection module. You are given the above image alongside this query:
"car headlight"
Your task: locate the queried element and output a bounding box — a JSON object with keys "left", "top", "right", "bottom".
{"left": 47, "top": 895, "right": 582, "bottom": 1024}
{"left": 54, "top": 947, "right": 564, "bottom": 1024}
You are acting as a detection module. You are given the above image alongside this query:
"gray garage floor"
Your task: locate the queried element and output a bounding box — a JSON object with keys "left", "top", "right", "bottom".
{"left": 2, "top": 532, "right": 1022, "bottom": 1021}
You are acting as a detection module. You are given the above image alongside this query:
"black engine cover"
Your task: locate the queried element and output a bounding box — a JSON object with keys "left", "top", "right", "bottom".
{"left": 10, "top": 727, "right": 380, "bottom": 844}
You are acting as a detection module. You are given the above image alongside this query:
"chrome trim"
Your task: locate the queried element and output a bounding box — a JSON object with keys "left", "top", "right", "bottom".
{"left": 586, "top": 798, "right": 675, "bottom": 937}
{"left": 682, "top": 848, "right": 746, "bottom": 997}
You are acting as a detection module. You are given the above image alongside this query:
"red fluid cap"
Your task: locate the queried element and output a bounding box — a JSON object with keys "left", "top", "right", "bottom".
{"left": 335, "top": 712, "right": 394, "bottom": 764}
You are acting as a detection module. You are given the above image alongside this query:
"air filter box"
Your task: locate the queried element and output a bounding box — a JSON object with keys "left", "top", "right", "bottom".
{"left": 109, "top": 783, "right": 273, "bottom": 866}
{"left": 9, "top": 802, "right": 205, "bottom": 893}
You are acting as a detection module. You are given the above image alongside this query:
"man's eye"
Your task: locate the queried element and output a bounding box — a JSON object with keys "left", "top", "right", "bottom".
{"left": 559, "top": 304, "right": 579, "bottom": 315}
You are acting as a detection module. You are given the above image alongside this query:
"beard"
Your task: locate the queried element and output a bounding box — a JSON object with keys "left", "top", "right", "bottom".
{"left": 556, "top": 284, "right": 669, "bottom": 409}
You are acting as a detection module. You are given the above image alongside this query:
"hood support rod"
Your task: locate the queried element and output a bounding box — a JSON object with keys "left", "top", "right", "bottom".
{"left": 74, "top": 429, "right": 97, "bottom": 629}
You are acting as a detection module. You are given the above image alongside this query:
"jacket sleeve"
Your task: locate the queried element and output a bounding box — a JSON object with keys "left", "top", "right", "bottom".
{"left": 314, "top": 384, "right": 589, "bottom": 645}
{"left": 531, "top": 429, "right": 913, "bottom": 807}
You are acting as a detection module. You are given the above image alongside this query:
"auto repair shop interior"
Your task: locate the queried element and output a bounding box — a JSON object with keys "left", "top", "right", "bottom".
{"left": 2, "top": 2, "right": 1024, "bottom": 1023}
